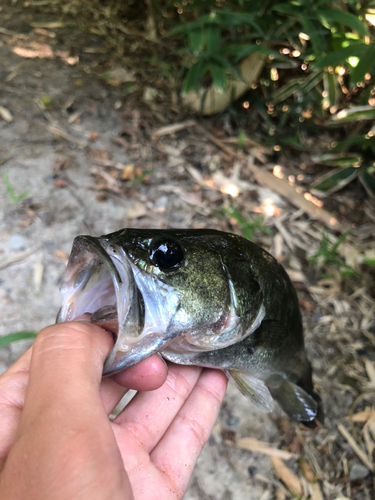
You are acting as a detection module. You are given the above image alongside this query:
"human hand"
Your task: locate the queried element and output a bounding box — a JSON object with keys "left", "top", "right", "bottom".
{"left": 0, "top": 322, "right": 227, "bottom": 500}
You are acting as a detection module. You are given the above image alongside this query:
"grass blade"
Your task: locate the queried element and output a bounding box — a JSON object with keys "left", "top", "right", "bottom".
{"left": 0, "top": 331, "right": 37, "bottom": 348}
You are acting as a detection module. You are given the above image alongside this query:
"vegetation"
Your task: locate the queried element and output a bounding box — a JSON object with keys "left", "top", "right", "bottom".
{"left": 3, "top": 172, "right": 29, "bottom": 203}
{"left": 158, "top": 0, "right": 375, "bottom": 197}
{"left": 0, "top": 331, "right": 37, "bottom": 348}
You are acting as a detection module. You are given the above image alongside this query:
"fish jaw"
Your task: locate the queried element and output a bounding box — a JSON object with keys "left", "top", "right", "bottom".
{"left": 57, "top": 235, "right": 180, "bottom": 376}
{"left": 103, "top": 261, "right": 181, "bottom": 375}
{"left": 57, "top": 236, "right": 126, "bottom": 324}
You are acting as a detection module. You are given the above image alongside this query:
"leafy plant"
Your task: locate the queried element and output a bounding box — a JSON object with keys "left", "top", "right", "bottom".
{"left": 224, "top": 205, "right": 271, "bottom": 241}
{"left": 3, "top": 172, "right": 29, "bottom": 203}
{"left": 309, "top": 231, "right": 354, "bottom": 275}
{"left": 160, "top": 1, "right": 375, "bottom": 199}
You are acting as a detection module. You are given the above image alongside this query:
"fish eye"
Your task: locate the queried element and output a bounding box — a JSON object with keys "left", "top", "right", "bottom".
{"left": 150, "top": 237, "right": 184, "bottom": 271}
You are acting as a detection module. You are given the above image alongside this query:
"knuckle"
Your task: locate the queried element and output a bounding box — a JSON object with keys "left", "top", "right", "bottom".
{"left": 33, "top": 322, "right": 93, "bottom": 355}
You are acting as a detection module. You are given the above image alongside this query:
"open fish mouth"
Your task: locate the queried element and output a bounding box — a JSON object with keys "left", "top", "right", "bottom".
{"left": 56, "top": 236, "right": 146, "bottom": 375}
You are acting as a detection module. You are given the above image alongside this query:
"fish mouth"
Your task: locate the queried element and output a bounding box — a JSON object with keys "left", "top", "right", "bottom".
{"left": 57, "top": 235, "right": 147, "bottom": 375}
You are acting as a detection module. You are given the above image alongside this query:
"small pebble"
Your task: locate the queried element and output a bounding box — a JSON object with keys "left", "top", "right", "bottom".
{"left": 349, "top": 463, "right": 369, "bottom": 482}
{"left": 10, "top": 234, "right": 27, "bottom": 251}
{"left": 227, "top": 416, "right": 240, "bottom": 426}
{"left": 247, "top": 466, "right": 257, "bottom": 478}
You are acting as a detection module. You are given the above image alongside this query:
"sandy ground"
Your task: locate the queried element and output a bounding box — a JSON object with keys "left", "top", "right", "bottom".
{"left": 1, "top": 3, "right": 374, "bottom": 499}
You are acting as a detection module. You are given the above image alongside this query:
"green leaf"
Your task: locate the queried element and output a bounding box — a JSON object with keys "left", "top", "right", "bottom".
{"left": 3, "top": 171, "right": 29, "bottom": 203}
{"left": 165, "top": 20, "right": 204, "bottom": 38}
{"left": 350, "top": 43, "right": 375, "bottom": 86}
{"left": 315, "top": 43, "right": 368, "bottom": 70}
{"left": 328, "top": 134, "right": 375, "bottom": 153}
{"left": 312, "top": 152, "right": 362, "bottom": 167}
{"left": 302, "top": 19, "right": 326, "bottom": 54}
{"left": 272, "top": 4, "right": 301, "bottom": 16}
{"left": 0, "top": 331, "right": 37, "bottom": 348}
{"left": 206, "top": 25, "right": 220, "bottom": 54}
{"left": 298, "top": 70, "right": 324, "bottom": 94}
{"left": 229, "top": 44, "right": 283, "bottom": 61}
{"left": 208, "top": 62, "right": 227, "bottom": 90}
{"left": 323, "top": 71, "right": 339, "bottom": 108}
{"left": 182, "top": 59, "right": 209, "bottom": 93}
{"left": 318, "top": 8, "right": 369, "bottom": 37}
{"left": 311, "top": 166, "right": 358, "bottom": 195}
{"left": 188, "top": 28, "right": 204, "bottom": 54}
{"left": 209, "top": 53, "right": 241, "bottom": 79}
{"left": 358, "top": 166, "right": 375, "bottom": 199}
{"left": 272, "top": 78, "right": 303, "bottom": 104}
{"left": 328, "top": 105, "right": 375, "bottom": 124}
{"left": 271, "top": 71, "right": 323, "bottom": 104}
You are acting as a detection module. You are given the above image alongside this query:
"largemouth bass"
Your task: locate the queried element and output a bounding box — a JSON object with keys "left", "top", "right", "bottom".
{"left": 57, "top": 229, "right": 323, "bottom": 425}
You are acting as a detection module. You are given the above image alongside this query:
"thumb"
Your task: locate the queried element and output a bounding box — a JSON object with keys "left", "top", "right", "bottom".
{"left": 24, "top": 321, "right": 113, "bottom": 416}
{"left": 2, "top": 322, "right": 131, "bottom": 499}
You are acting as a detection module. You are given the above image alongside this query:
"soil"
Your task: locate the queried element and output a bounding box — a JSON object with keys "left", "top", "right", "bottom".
{"left": 1, "top": 2, "right": 374, "bottom": 499}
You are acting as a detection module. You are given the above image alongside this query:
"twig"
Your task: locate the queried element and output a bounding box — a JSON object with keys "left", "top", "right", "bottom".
{"left": 338, "top": 423, "right": 374, "bottom": 472}
{"left": 152, "top": 120, "right": 196, "bottom": 139}
{"left": 46, "top": 124, "right": 87, "bottom": 149}
{"left": 0, "top": 156, "right": 13, "bottom": 166}
{"left": 235, "top": 437, "right": 297, "bottom": 460}
{"left": 0, "top": 247, "right": 38, "bottom": 270}
{"left": 271, "top": 457, "right": 302, "bottom": 497}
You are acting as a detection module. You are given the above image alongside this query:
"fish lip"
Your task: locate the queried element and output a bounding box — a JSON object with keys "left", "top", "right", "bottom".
{"left": 57, "top": 235, "right": 145, "bottom": 373}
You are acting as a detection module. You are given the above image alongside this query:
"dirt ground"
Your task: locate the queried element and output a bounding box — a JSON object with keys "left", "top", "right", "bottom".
{"left": 1, "top": 2, "right": 375, "bottom": 499}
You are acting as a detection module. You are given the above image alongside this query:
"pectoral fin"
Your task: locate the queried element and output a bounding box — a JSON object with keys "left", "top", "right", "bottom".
{"left": 266, "top": 374, "right": 318, "bottom": 423}
{"left": 227, "top": 370, "right": 274, "bottom": 413}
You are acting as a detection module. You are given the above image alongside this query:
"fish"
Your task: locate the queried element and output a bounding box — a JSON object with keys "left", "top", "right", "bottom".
{"left": 57, "top": 228, "right": 323, "bottom": 426}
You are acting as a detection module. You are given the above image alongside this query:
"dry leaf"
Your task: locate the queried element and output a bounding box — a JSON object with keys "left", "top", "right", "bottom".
{"left": 272, "top": 457, "right": 302, "bottom": 497}
{"left": 55, "top": 250, "right": 68, "bottom": 261}
{"left": 106, "top": 67, "right": 135, "bottom": 86}
{"left": 121, "top": 164, "right": 135, "bottom": 180}
{"left": 300, "top": 458, "right": 317, "bottom": 483}
{"left": 126, "top": 202, "right": 147, "bottom": 220}
{"left": 364, "top": 358, "right": 375, "bottom": 387}
{"left": 338, "top": 424, "right": 374, "bottom": 472}
{"left": 33, "top": 261, "right": 44, "bottom": 291}
{"left": 0, "top": 106, "right": 13, "bottom": 122}
{"left": 236, "top": 437, "right": 296, "bottom": 460}
{"left": 308, "top": 481, "right": 323, "bottom": 500}
{"left": 349, "top": 408, "right": 373, "bottom": 423}
{"left": 53, "top": 178, "right": 67, "bottom": 188}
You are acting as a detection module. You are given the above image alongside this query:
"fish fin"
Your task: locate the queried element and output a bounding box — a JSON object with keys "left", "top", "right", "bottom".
{"left": 266, "top": 374, "right": 318, "bottom": 423}
{"left": 254, "top": 320, "right": 294, "bottom": 349}
{"left": 294, "top": 358, "right": 324, "bottom": 426}
{"left": 227, "top": 370, "right": 274, "bottom": 413}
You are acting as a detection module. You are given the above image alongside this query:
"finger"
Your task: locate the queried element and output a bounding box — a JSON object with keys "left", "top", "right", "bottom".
{"left": 24, "top": 322, "right": 113, "bottom": 416}
{"left": 0, "top": 348, "right": 32, "bottom": 461}
{"left": 149, "top": 368, "right": 227, "bottom": 498}
{"left": 112, "top": 355, "right": 168, "bottom": 392}
{"left": 4, "top": 323, "right": 132, "bottom": 498}
{"left": 14, "top": 322, "right": 117, "bottom": 452}
{"left": 113, "top": 364, "right": 202, "bottom": 455}
{"left": 100, "top": 356, "right": 168, "bottom": 415}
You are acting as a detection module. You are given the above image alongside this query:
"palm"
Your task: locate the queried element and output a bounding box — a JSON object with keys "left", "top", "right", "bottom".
{"left": 110, "top": 364, "right": 226, "bottom": 499}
